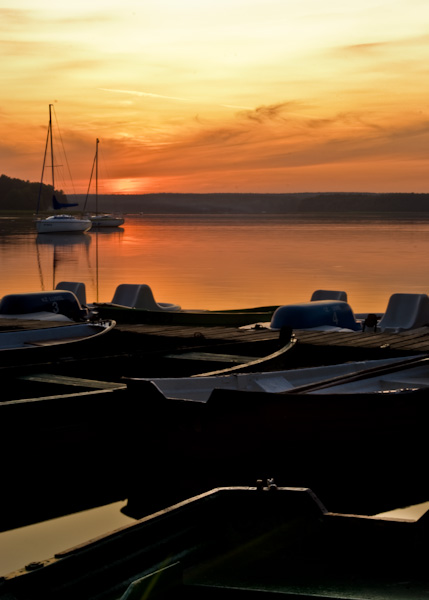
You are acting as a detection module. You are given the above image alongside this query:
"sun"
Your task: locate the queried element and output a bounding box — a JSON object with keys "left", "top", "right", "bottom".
{"left": 107, "top": 178, "right": 148, "bottom": 194}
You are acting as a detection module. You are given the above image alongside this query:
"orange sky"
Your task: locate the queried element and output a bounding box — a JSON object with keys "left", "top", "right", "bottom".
{"left": 2, "top": 1, "right": 429, "bottom": 194}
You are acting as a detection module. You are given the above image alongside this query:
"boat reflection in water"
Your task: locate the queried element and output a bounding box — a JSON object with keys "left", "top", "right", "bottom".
{"left": 36, "top": 232, "right": 92, "bottom": 292}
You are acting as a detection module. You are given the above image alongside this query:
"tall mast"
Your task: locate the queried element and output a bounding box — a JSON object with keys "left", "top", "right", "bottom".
{"left": 95, "top": 138, "right": 99, "bottom": 215}
{"left": 36, "top": 104, "right": 53, "bottom": 215}
{"left": 49, "top": 103, "right": 54, "bottom": 190}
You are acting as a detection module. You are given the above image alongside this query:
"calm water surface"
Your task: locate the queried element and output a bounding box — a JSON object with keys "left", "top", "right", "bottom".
{"left": 2, "top": 213, "right": 429, "bottom": 313}
{"left": 2, "top": 212, "right": 429, "bottom": 576}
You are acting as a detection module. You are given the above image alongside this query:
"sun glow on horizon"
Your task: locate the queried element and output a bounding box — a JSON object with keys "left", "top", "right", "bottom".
{"left": 107, "top": 178, "right": 154, "bottom": 195}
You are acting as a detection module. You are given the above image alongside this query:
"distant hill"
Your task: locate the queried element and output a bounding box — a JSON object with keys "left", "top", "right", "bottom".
{"left": 1, "top": 174, "right": 429, "bottom": 215}
{"left": 80, "top": 191, "right": 429, "bottom": 216}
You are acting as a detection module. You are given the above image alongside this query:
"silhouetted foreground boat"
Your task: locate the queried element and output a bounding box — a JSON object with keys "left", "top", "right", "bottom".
{"left": 0, "top": 385, "right": 129, "bottom": 531}
{"left": 2, "top": 362, "right": 429, "bottom": 532}
{"left": 2, "top": 484, "right": 429, "bottom": 599}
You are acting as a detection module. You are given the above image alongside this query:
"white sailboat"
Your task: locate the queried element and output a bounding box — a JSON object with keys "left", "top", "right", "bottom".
{"left": 84, "top": 138, "right": 125, "bottom": 228}
{"left": 35, "top": 105, "right": 92, "bottom": 234}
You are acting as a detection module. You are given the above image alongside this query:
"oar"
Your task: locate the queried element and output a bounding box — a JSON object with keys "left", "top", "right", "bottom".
{"left": 282, "top": 353, "right": 429, "bottom": 394}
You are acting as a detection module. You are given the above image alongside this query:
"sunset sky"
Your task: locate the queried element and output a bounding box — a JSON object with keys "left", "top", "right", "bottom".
{"left": 2, "top": 0, "right": 429, "bottom": 194}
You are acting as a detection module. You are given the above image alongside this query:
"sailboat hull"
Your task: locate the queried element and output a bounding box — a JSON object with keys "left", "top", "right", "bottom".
{"left": 36, "top": 215, "right": 92, "bottom": 233}
{"left": 89, "top": 214, "right": 124, "bottom": 227}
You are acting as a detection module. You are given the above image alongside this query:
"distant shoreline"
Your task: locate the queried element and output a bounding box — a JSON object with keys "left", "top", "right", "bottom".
{"left": 75, "top": 192, "right": 429, "bottom": 216}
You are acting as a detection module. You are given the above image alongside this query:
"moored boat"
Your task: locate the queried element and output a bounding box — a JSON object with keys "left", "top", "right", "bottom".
{"left": 56, "top": 281, "right": 279, "bottom": 326}
{"left": 0, "top": 320, "right": 114, "bottom": 351}
{"left": 0, "top": 290, "right": 90, "bottom": 321}
{"left": 83, "top": 138, "right": 125, "bottom": 228}
{"left": 122, "top": 356, "right": 429, "bottom": 516}
{"left": 126, "top": 353, "right": 429, "bottom": 400}
{"left": 36, "top": 214, "right": 92, "bottom": 234}
{"left": 2, "top": 484, "right": 429, "bottom": 599}
{"left": 34, "top": 104, "right": 92, "bottom": 234}
{"left": 89, "top": 214, "right": 125, "bottom": 227}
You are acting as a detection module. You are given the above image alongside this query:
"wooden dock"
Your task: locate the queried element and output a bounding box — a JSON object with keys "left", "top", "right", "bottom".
{"left": 109, "top": 322, "right": 429, "bottom": 353}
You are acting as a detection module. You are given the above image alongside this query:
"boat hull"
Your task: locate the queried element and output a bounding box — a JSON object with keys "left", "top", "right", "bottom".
{"left": 3, "top": 485, "right": 429, "bottom": 599}
{"left": 0, "top": 320, "right": 116, "bottom": 367}
{"left": 89, "top": 215, "right": 124, "bottom": 227}
{"left": 93, "top": 302, "right": 278, "bottom": 325}
{"left": 36, "top": 216, "right": 92, "bottom": 233}
{"left": 123, "top": 381, "right": 429, "bottom": 516}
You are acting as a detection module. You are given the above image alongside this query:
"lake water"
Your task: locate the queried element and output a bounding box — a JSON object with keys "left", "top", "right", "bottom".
{"left": 2, "top": 212, "right": 429, "bottom": 576}
{"left": 2, "top": 213, "right": 429, "bottom": 314}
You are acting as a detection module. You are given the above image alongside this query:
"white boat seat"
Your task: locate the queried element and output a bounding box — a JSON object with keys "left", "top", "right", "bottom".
{"left": 378, "top": 293, "right": 429, "bottom": 333}
{"left": 111, "top": 284, "right": 181, "bottom": 311}
{"left": 56, "top": 281, "right": 87, "bottom": 307}
{"left": 310, "top": 289, "right": 348, "bottom": 302}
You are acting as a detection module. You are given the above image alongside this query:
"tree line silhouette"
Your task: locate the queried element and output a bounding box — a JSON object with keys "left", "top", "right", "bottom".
{"left": 0, "top": 174, "right": 67, "bottom": 211}
{"left": 1, "top": 173, "right": 428, "bottom": 214}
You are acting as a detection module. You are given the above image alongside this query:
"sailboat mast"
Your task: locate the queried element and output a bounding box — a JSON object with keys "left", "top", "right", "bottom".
{"left": 36, "top": 105, "right": 53, "bottom": 215}
{"left": 49, "top": 103, "right": 55, "bottom": 191}
{"left": 95, "top": 138, "right": 99, "bottom": 215}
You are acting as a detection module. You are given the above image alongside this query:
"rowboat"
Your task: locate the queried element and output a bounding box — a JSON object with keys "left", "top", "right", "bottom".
{"left": 0, "top": 319, "right": 116, "bottom": 367}
{"left": 126, "top": 353, "right": 429, "bottom": 401}
{"left": 55, "top": 281, "right": 279, "bottom": 326}
{"left": 2, "top": 352, "right": 427, "bottom": 531}
{"left": 2, "top": 484, "right": 429, "bottom": 599}
{"left": 122, "top": 353, "right": 429, "bottom": 517}
{"left": 94, "top": 300, "right": 279, "bottom": 326}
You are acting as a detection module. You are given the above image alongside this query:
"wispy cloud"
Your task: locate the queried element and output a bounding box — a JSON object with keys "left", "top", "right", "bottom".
{"left": 99, "top": 87, "right": 191, "bottom": 103}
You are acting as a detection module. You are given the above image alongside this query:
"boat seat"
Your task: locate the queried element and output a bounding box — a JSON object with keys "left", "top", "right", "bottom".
{"left": 378, "top": 293, "right": 429, "bottom": 333}
{"left": 111, "top": 284, "right": 181, "bottom": 311}
{"left": 311, "top": 289, "right": 348, "bottom": 302}
{"left": 56, "top": 281, "right": 87, "bottom": 306}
